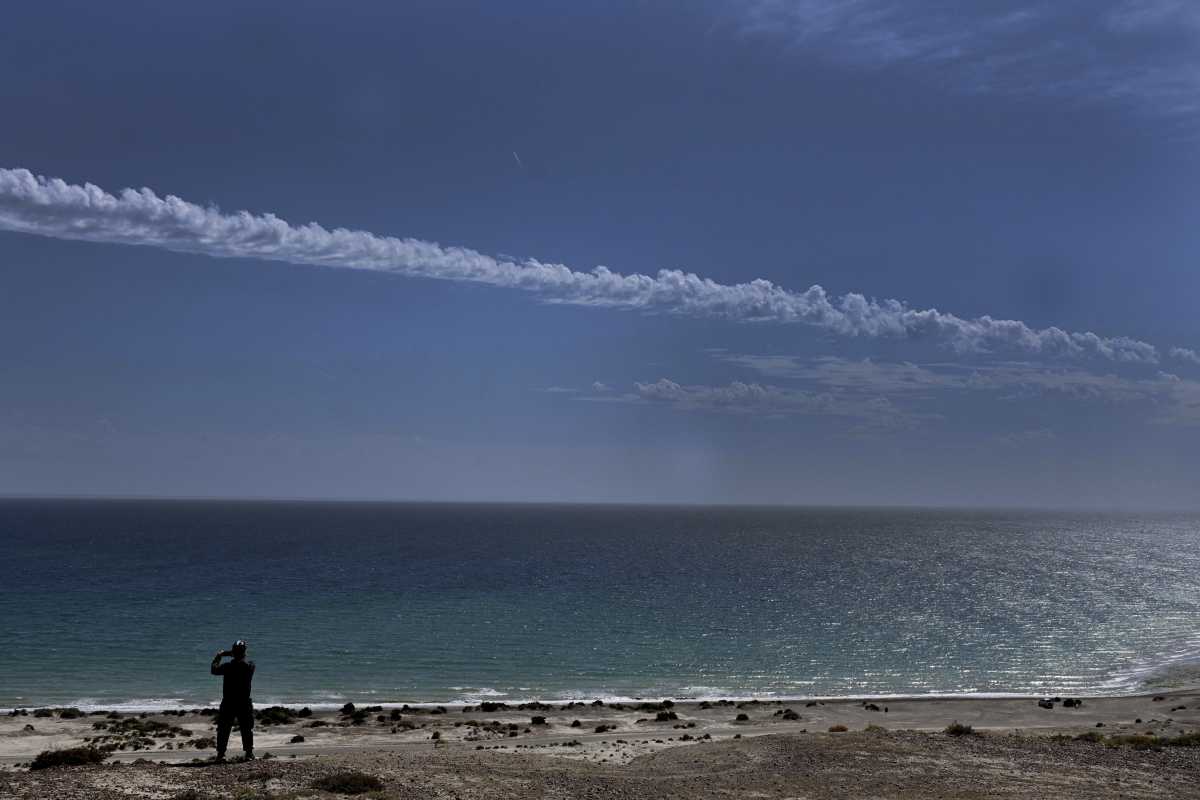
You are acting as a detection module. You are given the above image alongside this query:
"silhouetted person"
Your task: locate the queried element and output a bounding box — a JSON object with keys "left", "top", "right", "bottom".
{"left": 211, "top": 639, "right": 255, "bottom": 761}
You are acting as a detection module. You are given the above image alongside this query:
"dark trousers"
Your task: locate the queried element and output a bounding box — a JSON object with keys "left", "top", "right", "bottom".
{"left": 216, "top": 699, "right": 254, "bottom": 756}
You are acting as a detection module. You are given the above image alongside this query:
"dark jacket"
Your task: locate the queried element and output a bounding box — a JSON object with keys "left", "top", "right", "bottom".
{"left": 211, "top": 656, "right": 256, "bottom": 703}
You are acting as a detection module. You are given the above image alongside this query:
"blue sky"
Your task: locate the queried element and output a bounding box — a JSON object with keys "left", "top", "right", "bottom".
{"left": 2, "top": 0, "right": 1199, "bottom": 507}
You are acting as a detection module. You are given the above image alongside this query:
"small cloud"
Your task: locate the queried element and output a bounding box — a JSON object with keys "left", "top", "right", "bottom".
{"left": 1170, "top": 347, "right": 1200, "bottom": 365}
{"left": 541, "top": 386, "right": 578, "bottom": 394}
{"left": 591, "top": 381, "right": 612, "bottom": 393}
{"left": 632, "top": 377, "right": 927, "bottom": 430}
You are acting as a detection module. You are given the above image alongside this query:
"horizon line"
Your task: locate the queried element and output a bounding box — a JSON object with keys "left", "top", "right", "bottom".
{"left": 1, "top": 492, "right": 1196, "bottom": 515}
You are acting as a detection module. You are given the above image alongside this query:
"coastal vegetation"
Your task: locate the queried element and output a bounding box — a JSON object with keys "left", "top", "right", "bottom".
{"left": 310, "top": 770, "right": 385, "bottom": 794}
{"left": 30, "top": 746, "right": 107, "bottom": 770}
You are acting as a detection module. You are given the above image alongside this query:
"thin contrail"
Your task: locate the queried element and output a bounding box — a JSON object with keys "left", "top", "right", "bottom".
{"left": 0, "top": 167, "right": 1175, "bottom": 365}
{"left": 512, "top": 151, "right": 524, "bottom": 169}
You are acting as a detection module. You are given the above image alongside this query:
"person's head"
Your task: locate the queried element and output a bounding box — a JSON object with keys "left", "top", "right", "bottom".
{"left": 231, "top": 640, "right": 248, "bottom": 660}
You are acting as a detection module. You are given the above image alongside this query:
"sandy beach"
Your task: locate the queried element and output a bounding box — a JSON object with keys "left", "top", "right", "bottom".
{"left": 4, "top": 690, "right": 1200, "bottom": 798}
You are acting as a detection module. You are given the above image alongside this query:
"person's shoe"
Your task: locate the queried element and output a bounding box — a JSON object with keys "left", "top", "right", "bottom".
{"left": 213, "top": 754, "right": 226, "bottom": 764}
{"left": 243, "top": 751, "right": 255, "bottom": 760}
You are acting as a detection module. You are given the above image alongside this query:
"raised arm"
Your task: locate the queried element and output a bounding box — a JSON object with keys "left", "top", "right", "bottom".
{"left": 211, "top": 650, "right": 228, "bottom": 675}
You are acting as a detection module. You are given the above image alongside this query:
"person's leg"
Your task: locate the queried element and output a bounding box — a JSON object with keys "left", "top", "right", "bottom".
{"left": 215, "top": 705, "right": 232, "bottom": 759}
{"left": 239, "top": 703, "right": 254, "bottom": 757}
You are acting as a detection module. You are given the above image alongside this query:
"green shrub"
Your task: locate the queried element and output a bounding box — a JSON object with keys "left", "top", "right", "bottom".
{"left": 311, "top": 770, "right": 384, "bottom": 794}
{"left": 1104, "top": 731, "right": 1200, "bottom": 750}
{"left": 1074, "top": 730, "right": 1104, "bottom": 743}
{"left": 1105, "top": 734, "right": 1160, "bottom": 750}
{"left": 1167, "top": 731, "right": 1200, "bottom": 747}
{"left": 30, "top": 747, "right": 107, "bottom": 770}
{"left": 944, "top": 722, "right": 976, "bottom": 737}
{"left": 255, "top": 706, "right": 295, "bottom": 726}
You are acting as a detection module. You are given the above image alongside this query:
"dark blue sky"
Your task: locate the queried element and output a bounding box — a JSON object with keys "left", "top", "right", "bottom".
{"left": 2, "top": 0, "right": 1199, "bottom": 507}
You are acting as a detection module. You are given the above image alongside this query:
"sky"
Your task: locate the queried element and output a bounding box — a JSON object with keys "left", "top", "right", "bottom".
{"left": 2, "top": 0, "right": 1200, "bottom": 508}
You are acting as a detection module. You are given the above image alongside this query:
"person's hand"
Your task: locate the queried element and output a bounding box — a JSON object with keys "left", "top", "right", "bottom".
{"left": 215, "top": 650, "right": 228, "bottom": 658}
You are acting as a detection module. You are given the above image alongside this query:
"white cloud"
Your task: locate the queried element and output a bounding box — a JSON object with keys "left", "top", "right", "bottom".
{"left": 591, "top": 381, "right": 612, "bottom": 393}
{"left": 1170, "top": 347, "right": 1200, "bottom": 365}
{"left": 0, "top": 167, "right": 1168, "bottom": 365}
{"left": 735, "top": 0, "right": 1200, "bottom": 118}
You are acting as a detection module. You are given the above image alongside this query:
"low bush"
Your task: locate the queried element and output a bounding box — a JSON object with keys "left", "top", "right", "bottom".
{"left": 311, "top": 770, "right": 385, "bottom": 795}
{"left": 827, "top": 725, "right": 848, "bottom": 733}
{"left": 255, "top": 706, "right": 295, "bottom": 726}
{"left": 30, "top": 747, "right": 107, "bottom": 770}
{"left": 944, "top": 722, "right": 976, "bottom": 737}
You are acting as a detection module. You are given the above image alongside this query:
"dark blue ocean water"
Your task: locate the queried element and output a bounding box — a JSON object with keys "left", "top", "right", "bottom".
{"left": 2, "top": 499, "right": 1199, "bottom": 710}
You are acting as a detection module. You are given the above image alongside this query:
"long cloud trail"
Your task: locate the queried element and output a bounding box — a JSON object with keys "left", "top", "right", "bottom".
{"left": 0, "top": 167, "right": 1163, "bottom": 364}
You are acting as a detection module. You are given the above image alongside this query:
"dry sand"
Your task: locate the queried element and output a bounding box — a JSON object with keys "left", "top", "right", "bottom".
{"left": 3, "top": 690, "right": 1200, "bottom": 798}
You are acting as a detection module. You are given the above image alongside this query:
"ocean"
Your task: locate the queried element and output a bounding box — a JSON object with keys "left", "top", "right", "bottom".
{"left": 2, "top": 499, "right": 1198, "bottom": 710}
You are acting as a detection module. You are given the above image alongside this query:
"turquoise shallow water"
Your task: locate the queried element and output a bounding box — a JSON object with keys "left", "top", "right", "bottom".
{"left": 2, "top": 499, "right": 1199, "bottom": 709}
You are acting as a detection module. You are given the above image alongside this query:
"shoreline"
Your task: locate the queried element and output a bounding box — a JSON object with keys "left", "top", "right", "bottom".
{"left": 5, "top": 685, "right": 1199, "bottom": 716}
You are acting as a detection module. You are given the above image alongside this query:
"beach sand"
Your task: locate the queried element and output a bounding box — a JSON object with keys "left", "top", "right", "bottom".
{"left": 3, "top": 691, "right": 1200, "bottom": 798}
